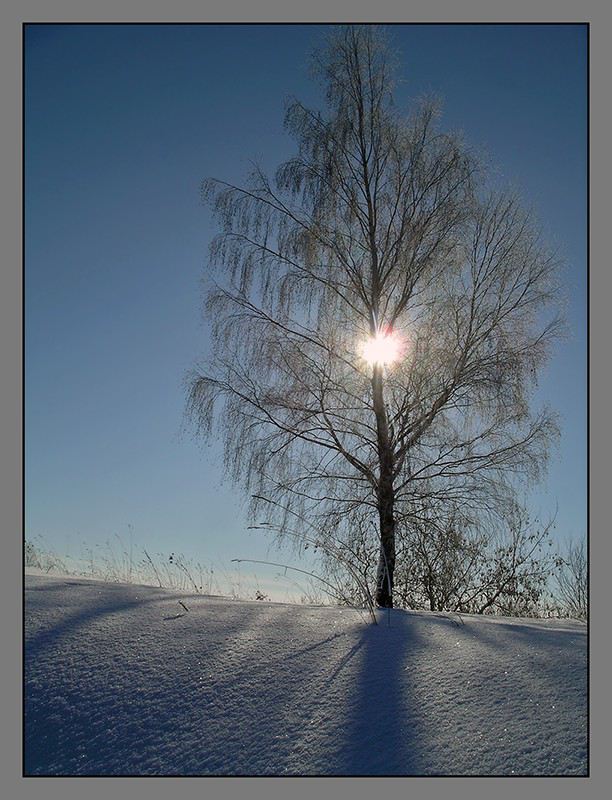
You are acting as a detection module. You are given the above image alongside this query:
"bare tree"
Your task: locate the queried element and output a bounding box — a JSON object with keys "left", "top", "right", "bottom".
{"left": 554, "top": 538, "right": 588, "bottom": 620}
{"left": 464, "top": 508, "right": 555, "bottom": 616}
{"left": 187, "top": 26, "right": 562, "bottom": 607}
{"left": 321, "top": 495, "right": 556, "bottom": 617}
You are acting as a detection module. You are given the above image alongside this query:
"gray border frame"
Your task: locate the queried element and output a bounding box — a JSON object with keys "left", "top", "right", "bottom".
{"left": 5, "top": 1, "right": 604, "bottom": 798}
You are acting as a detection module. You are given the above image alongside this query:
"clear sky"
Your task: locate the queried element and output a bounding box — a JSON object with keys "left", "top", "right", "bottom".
{"left": 25, "top": 24, "right": 587, "bottom": 598}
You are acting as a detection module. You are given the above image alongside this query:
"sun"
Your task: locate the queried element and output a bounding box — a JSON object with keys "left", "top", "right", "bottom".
{"left": 361, "top": 330, "right": 402, "bottom": 367}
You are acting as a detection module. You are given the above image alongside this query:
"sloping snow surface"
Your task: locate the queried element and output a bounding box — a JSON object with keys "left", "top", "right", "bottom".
{"left": 25, "top": 574, "right": 587, "bottom": 776}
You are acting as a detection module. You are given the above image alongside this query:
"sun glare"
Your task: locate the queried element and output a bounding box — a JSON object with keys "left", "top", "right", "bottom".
{"left": 361, "top": 331, "right": 402, "bottom": 367}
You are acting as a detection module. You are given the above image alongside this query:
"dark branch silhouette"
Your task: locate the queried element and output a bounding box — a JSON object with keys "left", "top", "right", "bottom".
{"left": 186, "top": 26, "right": 563, "bottom": 608}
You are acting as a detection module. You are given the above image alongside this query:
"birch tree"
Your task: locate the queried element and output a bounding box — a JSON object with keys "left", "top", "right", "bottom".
{"left": 187, "top": 26, "right": 562, "bottom": 607}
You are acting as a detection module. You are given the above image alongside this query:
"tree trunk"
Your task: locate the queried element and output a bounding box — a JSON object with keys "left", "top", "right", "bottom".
{"left": 375, "top": 476, "right": 396, "bottom": 607}
{"left": 372, "top": 364, "right": 396, "bottom": 607}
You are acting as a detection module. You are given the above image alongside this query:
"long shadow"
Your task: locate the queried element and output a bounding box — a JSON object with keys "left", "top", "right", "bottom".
{"left": 24, "top": 577, "right": 263, "bottom": 775}
{"left": 34, "top": 576, "right": 584, "bottom": 776}
{"left": 451, "top": 614, "right": 587, "bottom": 659}
{"left": 27, "top": 578, "right": 373, "bottom": 776}
{"left": 26, "top": 584, "right": 170, "bottom": 658}
{"left": 330, "top": 609, "right": 429, "bottom": 775}
{"left": 442, "top": 615, "right": 588, "bottom": 776}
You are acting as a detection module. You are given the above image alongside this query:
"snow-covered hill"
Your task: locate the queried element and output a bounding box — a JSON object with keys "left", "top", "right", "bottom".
{"left": 24, "top": 573, "right": 587, "bottom": 776}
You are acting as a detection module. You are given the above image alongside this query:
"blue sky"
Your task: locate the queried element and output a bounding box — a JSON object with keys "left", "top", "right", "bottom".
{"left": 25, "top": 24, "right": 587, "bottom": 596}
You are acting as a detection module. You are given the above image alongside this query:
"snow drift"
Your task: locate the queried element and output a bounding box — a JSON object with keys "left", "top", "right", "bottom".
{"left": 24, "top": 573, "right": 587, "bottom": 776}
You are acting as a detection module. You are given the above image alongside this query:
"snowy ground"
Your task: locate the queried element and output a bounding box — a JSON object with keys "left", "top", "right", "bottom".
{"left": 24, "top": 573, "right": 587, "bottom": 776}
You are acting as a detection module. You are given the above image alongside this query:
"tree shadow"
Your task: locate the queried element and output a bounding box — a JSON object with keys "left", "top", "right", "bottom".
{"left": 27, "top": 576, "right": 585, "bottom": 776}
{"left": 26, "top": 581, "right": 174, "bottom": 658}
{"left": 427, "top": 614, "right": 588, "bottom": 776}
{"left": 24, "top": 578, "right": 262, "bottom": 775}
{"left": 330, "top": 609, "right": 428, "bottom": 775}
{"left": 451, "top": 614, "right": 587, "bottom": 657}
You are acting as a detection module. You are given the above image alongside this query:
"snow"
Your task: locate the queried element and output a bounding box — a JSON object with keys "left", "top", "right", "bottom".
{"left": 24, "top": 573, "right": 587, "bottom": 776}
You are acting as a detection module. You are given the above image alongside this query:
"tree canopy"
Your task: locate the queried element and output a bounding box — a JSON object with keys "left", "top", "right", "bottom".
{"left": 187, "top": 26, "right": 563, "bottom": 609}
